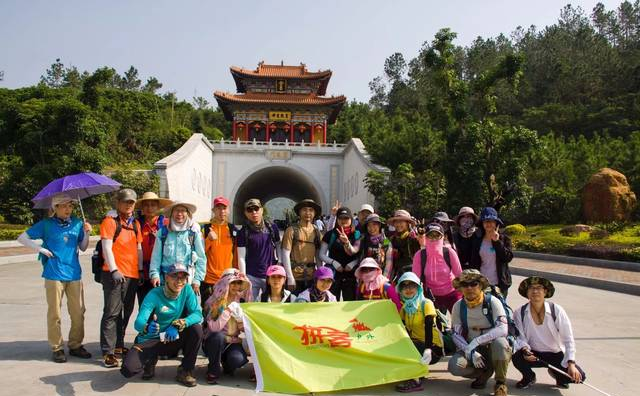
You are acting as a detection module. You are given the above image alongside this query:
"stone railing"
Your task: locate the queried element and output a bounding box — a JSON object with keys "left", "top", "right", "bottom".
{"left": 209, "top": 138, "right": 347, "bottom": 152}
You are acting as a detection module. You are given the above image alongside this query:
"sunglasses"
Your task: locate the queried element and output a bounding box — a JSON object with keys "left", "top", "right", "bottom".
{"left": 246, "top": 206, "right": 261, "bottom": 213}
{"left": 460, "top": 281, "right": 480, "bottom": 288}
{"left": 167, "top": 273, "right": 188, "bottom": 282}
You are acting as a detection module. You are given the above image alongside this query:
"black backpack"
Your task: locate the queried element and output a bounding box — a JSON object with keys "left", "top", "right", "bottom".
{"left": 92, "top": 217, "right": 139, "bottom": 283}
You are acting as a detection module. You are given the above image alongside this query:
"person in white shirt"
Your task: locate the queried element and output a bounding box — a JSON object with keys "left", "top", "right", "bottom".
{"left": 513, "top": 276, "right": 586, "bottom": 389}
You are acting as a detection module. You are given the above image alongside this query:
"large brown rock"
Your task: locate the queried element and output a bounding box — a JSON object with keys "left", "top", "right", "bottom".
{"left": 582, "top": 168, "right": 636, "bottom": 222}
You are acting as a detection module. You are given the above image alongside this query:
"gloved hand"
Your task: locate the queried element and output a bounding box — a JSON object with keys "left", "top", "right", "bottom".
{"left": 171, "top": 319, "right": 186, "bottom": 332}
{"left": 39, "top": 248, "right": 54, "bottom": 258}
{"left": 471, "top": 351, "right": 486, "bottom": 368}
{"left": 147, "top": 315, "right": 160, "bottom": 335}
{"left": 420, "top": 348, "right": 432, "bottom": 365}
{"left": 165, "top": 325, "right": 179, "bottom": 342}
{"left": 464, "top": 339, "right": 480, "bottom": 360}
{"left": 227, "top": 301, "right": 244, "bottom": 320}
{"left": 111, "top": 270, "right": 125, "bottom": 284}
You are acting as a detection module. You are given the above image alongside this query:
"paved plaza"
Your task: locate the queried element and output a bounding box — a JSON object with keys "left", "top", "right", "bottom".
{"left": 0, "top": 256, "right": 638, "bottom": 396}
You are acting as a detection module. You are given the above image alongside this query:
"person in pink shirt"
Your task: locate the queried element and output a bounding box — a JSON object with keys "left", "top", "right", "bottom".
{"left": 412, "top": 223, "right": 462, "bottom": 313}
{"left": 354, "top": 258, "right": 401, "bottom": 311}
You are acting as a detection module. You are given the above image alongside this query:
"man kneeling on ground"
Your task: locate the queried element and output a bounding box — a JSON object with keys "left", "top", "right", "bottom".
{"left": 448, "top": 269, "right": 511, "bottom": 396}
{"left": 121, "top": 263, "right": 203, "bottom": 387}
{"left": 512, "top": 276, "right": 586, "bottom": 389}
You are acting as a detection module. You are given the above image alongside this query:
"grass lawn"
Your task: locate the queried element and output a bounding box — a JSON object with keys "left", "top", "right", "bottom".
{"left": 509, "top": 224, "right": 640, "bottom": 262}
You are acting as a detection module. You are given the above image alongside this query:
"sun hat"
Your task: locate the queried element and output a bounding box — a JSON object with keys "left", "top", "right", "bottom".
{"left": 266, "top": 265, "right": 287, "bottom": 278}
{"left": 454, "top": 206, "right": 479, "bottom": 224}
{"left": 135, "top": 191, "right": 172, "bottom": 209}
{"left": 518, "top": 276, "right": 555, "bottom": 298}
{"left": 336, "top": 207, "right": 352, "bottom": 219}
{"left": 115, "top": 188, "right": 137, "bottom": 202}
{"left": 478, "top": 207, "right": 504, "bottom": 226}
{"left": 167, "top": 263, "right": 190, "bottom": 275}
{"left": 50, "top": 193, "right": 77, "bottom": 209}
{"left": 452, "top": 269, "right": 490, "bottom": 290}
{"left": 432, "top": 211, "right": 455, "bottom": 223}
{"left": 359, "top": 204, "right": 374, "bottom": 214}
{"left": 354, "top": 257, "right": 380, "bottom": 278}
{"left": 387, "top": 209, "right": 417, "bottom": 226}
{"left": 363, "top": 213, "right": 384, "bottom": 225}
{"left": 244, "top": 198, "right": 262, "bottom": 210}
{"left": 314, "top": 266, "right": 334, "bottom": 280}
{"left": 293, "top": 199, "right": 321, "bottom": 216}
{"left": 213, "top": 196, "right": 230, "bottom": 207}
{"left": 161, "top": 201, "right": 197, "bottom": 216}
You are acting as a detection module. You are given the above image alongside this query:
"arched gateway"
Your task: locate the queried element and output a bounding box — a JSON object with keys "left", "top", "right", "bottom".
{"left": 154, "top": 62, "right": 387, "bottom": 222}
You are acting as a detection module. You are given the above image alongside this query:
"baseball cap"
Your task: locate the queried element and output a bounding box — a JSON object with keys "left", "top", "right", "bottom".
{"left": 425, "top": 223, "right": 444, "bottom": 236}
{"left": 244, "top": 198, "right": 262, "bottom": 210}
{"left": 359, "top": 204, "right": 374, "bottom": 214}
{"left": 213, "top": 196, "right": 229, "bottom": 207}
{"left": 266, "top": 265, "right": 287, "bottom": 277}
{"left": 116, "top": 188, "right": 137, "bottom": 202}
{"left": 167, "top": 263, "right": 189, "bottom": 275}
{"left": 336, "top": 207, "right": 352, "bottom": 219}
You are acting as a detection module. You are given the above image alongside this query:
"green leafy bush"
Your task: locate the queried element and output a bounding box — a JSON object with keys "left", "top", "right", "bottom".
{"left": 527, "top": 187, "right": 580, "bottom": 224}
{"left": 504, "top": 224, "right": 526, "bottom": 235}
{"left": 0, "top": 229, "right": 25, "bottom": 240}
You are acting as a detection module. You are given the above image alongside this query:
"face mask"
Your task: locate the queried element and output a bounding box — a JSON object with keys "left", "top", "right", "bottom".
{"left": 459, "top": 217, "right": 476, "bottom": 238}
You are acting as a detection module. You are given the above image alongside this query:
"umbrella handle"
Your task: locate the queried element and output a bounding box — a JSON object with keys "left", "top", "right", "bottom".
{"left": 77, "top": 195, "right": 86, "bottom": 223}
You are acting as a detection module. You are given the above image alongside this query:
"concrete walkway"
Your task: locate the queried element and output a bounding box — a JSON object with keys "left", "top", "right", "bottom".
{"left": 1, "top": 257, "right": 638, "bottom": 396}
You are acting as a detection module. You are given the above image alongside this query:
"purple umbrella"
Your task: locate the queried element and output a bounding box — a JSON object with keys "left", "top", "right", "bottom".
{"left": 32, "top": 172, "right": 122, "bottom": 220}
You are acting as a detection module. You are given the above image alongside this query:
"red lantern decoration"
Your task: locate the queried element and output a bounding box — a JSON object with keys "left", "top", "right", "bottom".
{"left": 269, "top": 123, "right": 276, "bottom": 131}
{"left": 298, "top": 124, "right": 307, "bottom": 132}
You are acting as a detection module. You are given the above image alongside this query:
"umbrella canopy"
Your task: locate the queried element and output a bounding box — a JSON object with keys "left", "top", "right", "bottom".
{"left": 32, "top": 172, "right": 121, "bottom": 209}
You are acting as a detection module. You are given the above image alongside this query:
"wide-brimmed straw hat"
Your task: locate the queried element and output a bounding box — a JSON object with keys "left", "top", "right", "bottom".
{"left": 387, "top": 209, "right": 416, "bottom": 226}
{"left": 518, "top": 276, "right": 555, "bottom": 298}
{"left": 452, "top": 269, "right": 490, "bottom": 290}
{"left": 135, "top": 191, "right": 173, "bottom": 209}
{"left": 293, "top": 199, "right": 321, "bottom": 217}
{"left": 354, "top": 257, "right": 381, "bottom": 278}
{"left": 432, "top": 211, "right": 455, "bottom": 223}
{"left": 454, "top": 206, "right": 479, "bottom": 224}
{"left": 161, "top": 201, "right": 197, "bottom": 216}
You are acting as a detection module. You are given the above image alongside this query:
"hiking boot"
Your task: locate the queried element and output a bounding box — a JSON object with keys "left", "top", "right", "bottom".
{"left": 52, "top": 349, "right": 67, "bottom": 363}
{"left": 103, "top": 354, "right": 119, "bottom": 368}
{"left": 494, "top": 382, "right": 508, "bottom": 396}
{"left": 556, "top": 380, "right": 570, "bottom": 389}
{"left": 69, "top": 346, "right": 92, "bottom": 359}
{"left": 395, "top": 378, "right": 424, "bottom": 393}
{"left": 142, "top": 361, "right": 156, "bottom": 380}
{"left": 516, "top": 375, "right": 536, "bottom": 389}
{"left": 176, "top": 366, "right": 197, "bottom": 387}
{"left": 470, "top": 368, "right": 494, "bottom": 389}
{"left": 114, "top": 347, "right": 129, "bottom": 358}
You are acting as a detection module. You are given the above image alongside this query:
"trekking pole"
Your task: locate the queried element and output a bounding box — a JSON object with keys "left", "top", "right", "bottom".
{"left": 536, "top": 358, "right": 618, "bottom": 396}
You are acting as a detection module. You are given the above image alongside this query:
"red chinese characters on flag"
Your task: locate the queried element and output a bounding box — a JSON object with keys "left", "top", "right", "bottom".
{"left": 293, "top": 325, "right": 352, "bottom": 348}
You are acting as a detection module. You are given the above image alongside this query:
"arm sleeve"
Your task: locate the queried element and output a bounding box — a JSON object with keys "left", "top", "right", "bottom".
{"left": 493, "top": 234, "right": 513, "bottom": 264}
{"left": 281, "top": 248, "right": 296, "bottom": 286}
{"left": 138, "top": 244, "right": 143, "bottom": 271}
{"left": 237, "top": 247, "right": 247, "bottom": 274}
{"left": 345, "top": 238, "right": 360, "bottom": 255}
{"left": 513, "top": 305, "right": 531, "bottom": 352}
{"left": 345, "top": 259, "right": 358, "bottom": 271}
{"left": 449, "top": 248, "right": 463, "bottom": 276}
{"left": 184, "top": 287, "right": 204, "bottom": 327}
{"left": 451, "top": 302, "right": 469, "bottom": 350}
{"left": 424, "top": 315, "right": 435, "bottom": 349}
{"left": 327, "top": 215, "right": 336, "bottom": 231}
{"left": 135, "top": 296, "right": 156, "bottom": 333}
{"left": 281, "top": 227, "right": 293, "bottom": 251}
{"left": 102, "top": 239, "right": 118, "bottom": 272}
{"left": 556, "top": 304, "right": 576, "bottom": 366}
{"left": 149, "top": 231, "right": 163, "bottom": 280}
{"left": 411, "top": 249, "right": 422, "bottom": 279}
{"left": 473, "top": 298, "right": 508, "bottom": 346}
{"left": 384, "top": 245, "right": 394, "bottom": 279}
{"left": 319, "top": 241, "right": 335, "bottom": 268}
{"left": 17, "top": 231, "right": 42, "bottom": 252}
{"left": 207, "top": 308, "right": 232, "bottom": 333}
{"left": 192, "top": 231, "right": 206, "bottom": 285}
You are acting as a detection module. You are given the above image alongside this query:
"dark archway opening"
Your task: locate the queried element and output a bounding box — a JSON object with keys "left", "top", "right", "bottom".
{"left": 232, "top": 166, "right": 323, "bottom": 224}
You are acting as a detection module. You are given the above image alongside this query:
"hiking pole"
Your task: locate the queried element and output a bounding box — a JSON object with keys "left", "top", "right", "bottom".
{"left": 536, "top": 358, "right": 618, "bottom": 396}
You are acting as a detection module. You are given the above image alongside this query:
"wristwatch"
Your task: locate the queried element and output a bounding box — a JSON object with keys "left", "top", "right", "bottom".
{"left": 567, "top": 360, "right": 575, "bottom": 364}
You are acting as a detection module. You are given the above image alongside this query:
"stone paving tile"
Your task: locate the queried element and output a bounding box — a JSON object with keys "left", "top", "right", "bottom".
{"left": 511, "top": 257, "right": 640, "bottom": 285}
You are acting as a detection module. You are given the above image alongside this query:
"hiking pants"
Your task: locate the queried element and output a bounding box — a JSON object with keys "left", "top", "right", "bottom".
{"left": 203, "top": 331, "right": 249, "bottom": 376}
{"left": 120, "top": 324, "right": 203, "bottom": 377}
{"left": 45, "top": 279, "right": 85, "bottom": 351}
{"left": 136, "top": 279, "right": 154, "bottom": 309}
{"left": 513, "top": 349, "right": 586, "bottom": 385}
{"left": 100, "top": 271, "right": 138, "bottom": 354}
{"left": 330, "top": 271, "right": 356, "bottom": 301}
{"left": 448, "top": 337, "right": 511, "bottom": 383}
{"left": 433, "top": 290, "right": 462, "bottom": 313}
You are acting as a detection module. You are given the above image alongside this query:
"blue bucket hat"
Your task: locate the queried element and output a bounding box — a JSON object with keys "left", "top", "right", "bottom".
{"left": 478, "top": 207, "right": 504, "bottom": 227}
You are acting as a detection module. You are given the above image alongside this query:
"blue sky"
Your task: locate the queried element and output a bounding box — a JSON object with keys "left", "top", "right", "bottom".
{"left": 1, "top": 0, "right": 623, "bottom": 104}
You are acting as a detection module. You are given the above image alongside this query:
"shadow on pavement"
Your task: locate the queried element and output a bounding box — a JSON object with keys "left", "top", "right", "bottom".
{"left": 0, "top": 341, "right": 104, "bottom": 363}
{"left": 40, "top": 369, "right": 126, "bottom": 396}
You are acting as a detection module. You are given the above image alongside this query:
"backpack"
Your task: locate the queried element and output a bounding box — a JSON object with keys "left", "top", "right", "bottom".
{"left": 459, "top": 286, "right": 519, "bottom": 348}
{"left": 92, "top": 217, "right": 140, "bottom": 283}
{"left": 519, "top": 302, "right": 558, "bottom": 333}
{"left": 419, "top": 247, "right": 451, "bottom": 299}
{"left": 202, "top": 222, "right": 238, "bottom": 259}
{"left": 292, "top": 223, "right": 322, "bottom": 250}
{"left": 243, "top": 221, "right": 279, "bottom": 263}
{"left": 418, "top": 300, "right": 456, "bottom": 358}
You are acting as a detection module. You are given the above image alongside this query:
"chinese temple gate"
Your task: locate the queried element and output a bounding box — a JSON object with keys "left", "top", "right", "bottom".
{"left": 214, "top": 62, "right": 347, "bottom": 144}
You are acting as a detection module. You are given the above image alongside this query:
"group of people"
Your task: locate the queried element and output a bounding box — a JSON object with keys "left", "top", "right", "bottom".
{"left": 17, "top": 190, "right": 586, "bottom": 395}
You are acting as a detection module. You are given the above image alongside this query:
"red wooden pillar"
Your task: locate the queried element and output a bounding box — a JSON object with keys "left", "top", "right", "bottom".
{"left": 289, "top": 122, "right": 294, "bottom": 142}
{"left": 266, "top": 122, "right": 270, "bottom": 142}
{"left": 323, "top": 120, "right": 327, "bottom": 143}
{"left": 232, "top": 121, "right": 236, "bottom": 141}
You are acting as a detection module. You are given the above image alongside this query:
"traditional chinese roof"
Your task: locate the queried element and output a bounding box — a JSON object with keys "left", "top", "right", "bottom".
{"left": 230, "top": 62, "right": 333, "bottom": 95}
{"left": 214, "top": 91, "right": 346, "bottom": 124}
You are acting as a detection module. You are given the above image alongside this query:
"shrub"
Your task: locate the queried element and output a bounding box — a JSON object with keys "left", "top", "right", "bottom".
{"left": 527, "top": 187, "right": 580, "bottom": 224}
{"left": 504, "top": 224, "right": 526, "bottom": 235}
{"left": 589, "top": 229, "right": 609, "bottom": 239}
{"left": 513, "top": 238, "right": 546, "bottom": 252}
{"left": 0, "top": 229, "right": 25, "bottom": 240}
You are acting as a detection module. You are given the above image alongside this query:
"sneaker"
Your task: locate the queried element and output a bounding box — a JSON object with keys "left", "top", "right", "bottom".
{"left": 516, "top": 376, "right": 536, "bottom": 389}
{"left": 114, "top": 347, "right": 129, "bottom": 358}
{"left": 103, "top": 354, "right": 119, "bottom": 368}
{"left": 471, "top": 368, "right": 494, "bottom": 389}
{"left": 69, "top": 346, "right": 92, "bottom": 359}
{"left": 494, "top": 382, "right": 508, "bottom": 396}
{"left": 142, "top": 361, "right": 156, "bottom": 380}
{"left": 395, "top": 379, "right": 424, "bottom": 393}
{"left": 52, "top": 349, "right": 67, "bottom": 363}
{"left": 176, "top": 367, "right": 197, "bottom": 387}
{"left": 206, "top": 372, "right": 219, "bottom": 385}
{"left": 556, "top": 380, "right": 570, "bottom": 389}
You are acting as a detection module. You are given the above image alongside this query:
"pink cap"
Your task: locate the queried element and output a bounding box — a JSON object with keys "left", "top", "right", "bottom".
{"left": 266, "top": 265, "right": 286, "bottom": 277}
{"left": 213, "top": 196, "right": 229, "bottom": 207}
